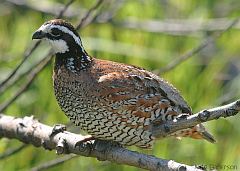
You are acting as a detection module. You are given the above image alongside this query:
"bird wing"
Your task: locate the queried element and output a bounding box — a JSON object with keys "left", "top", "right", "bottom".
{"left": 94, "top": 60, "right": 192, "bottom": 127}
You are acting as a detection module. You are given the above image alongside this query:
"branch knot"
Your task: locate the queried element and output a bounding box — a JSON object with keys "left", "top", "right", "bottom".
{"left": 198, "top": 110, "right": 210, "bottom": 122}
{"left": 56, "top": 137, "right": 68, "bottom": 154}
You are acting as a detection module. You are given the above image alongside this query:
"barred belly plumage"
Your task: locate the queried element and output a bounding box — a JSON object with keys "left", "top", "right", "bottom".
{"left": 54, "top": 81, "right": 154, "bottom": 148}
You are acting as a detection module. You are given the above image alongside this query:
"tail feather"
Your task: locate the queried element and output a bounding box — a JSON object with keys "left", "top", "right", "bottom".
{"left": 200, "top": 130, "right": 216, "bottom": 143}
{"left": 196, "top": 124, "right": 216, "bottom": 143}
{"left": 173, "top": 124, "right": 216, "bottom": 143}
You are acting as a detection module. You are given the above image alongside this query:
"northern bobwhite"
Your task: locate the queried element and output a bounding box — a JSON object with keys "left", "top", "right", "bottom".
{"left": 32, "top": 19, "right": 215, "bottom": 148}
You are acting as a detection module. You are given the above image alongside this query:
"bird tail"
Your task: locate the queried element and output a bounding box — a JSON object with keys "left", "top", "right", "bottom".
{"left": 173, "top": 124, "right": 216, "bottom": 143}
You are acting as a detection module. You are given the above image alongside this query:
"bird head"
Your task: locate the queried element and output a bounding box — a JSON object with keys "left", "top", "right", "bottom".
{"left": 32, "top": 19, "right": 85, "bottom": 55}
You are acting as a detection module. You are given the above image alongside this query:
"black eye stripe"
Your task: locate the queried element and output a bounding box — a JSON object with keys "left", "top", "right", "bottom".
{"left": 46, "top": 31, "right": 77, "bottom": 44}
{"left": 51, "top": 28, "right": 62, "bottom": 36}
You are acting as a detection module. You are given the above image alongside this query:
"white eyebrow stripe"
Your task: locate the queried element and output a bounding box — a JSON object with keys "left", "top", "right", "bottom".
{"left": 51, "top": 25, "right": 81, "bottom": 45}
{"left": 38, "top": 24, "right": 84, "bottom": 50}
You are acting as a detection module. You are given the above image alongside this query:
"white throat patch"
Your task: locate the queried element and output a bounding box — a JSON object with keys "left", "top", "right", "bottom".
{"left": 49, "top": 39, "right": 69, "bottom": 53}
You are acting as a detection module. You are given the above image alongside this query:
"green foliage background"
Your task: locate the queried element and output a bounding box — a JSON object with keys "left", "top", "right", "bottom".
{"left": 0, "top": 0, "right": 240, "bottom": 170}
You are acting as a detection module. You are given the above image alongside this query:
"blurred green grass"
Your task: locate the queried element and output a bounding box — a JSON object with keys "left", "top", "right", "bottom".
{"left": 0, "top": 0, "right": 239, "bottom": 170}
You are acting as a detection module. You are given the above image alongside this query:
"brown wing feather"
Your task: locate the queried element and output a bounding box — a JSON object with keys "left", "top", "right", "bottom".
{"left": 92, "top": 58, "right": 192, "bottom": 118}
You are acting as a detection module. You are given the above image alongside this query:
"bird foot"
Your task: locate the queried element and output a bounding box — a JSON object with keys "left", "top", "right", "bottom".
{"left": 176, "top": 113, "right": 189, "bottom": 121}
{"left": 50, "top": 124, "right": 67, "bottom": 137}
{"left": 75, "top": 135, "right": 95, "bottom": 151}
{"left": 75, "top": 135, "right": 95, "bottom": 148}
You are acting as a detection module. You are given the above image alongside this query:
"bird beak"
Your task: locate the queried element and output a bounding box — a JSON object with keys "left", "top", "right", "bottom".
{"left": 32, "top": 30, "right": 46, "bottom": 40}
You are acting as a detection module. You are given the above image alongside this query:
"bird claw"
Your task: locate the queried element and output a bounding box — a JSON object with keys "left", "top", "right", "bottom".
{"left": 50, "top": 124, "right": 67, "bottom": 137}
{"left": 74, "top": 135, "right": 95, "bottom": 152}
{"left": 176, "top": 113, "right": 189, "bottom": 121}
{"left": 75, "top": 135, "right": 95, "bottom": 147}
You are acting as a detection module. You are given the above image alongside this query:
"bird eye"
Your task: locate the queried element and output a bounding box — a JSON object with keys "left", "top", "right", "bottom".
{"left": 50, "top": 29, "right": 61, "bottom": 37}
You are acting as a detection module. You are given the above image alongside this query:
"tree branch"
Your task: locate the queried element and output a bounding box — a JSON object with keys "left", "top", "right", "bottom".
{"left": 0, "top": 144, "right": 28, "bottom": 160}
{"left": 0, "top": 54, "right": 52, "bottom": 113}
{"left": 0, "top": 115, "right": 199, "bottom": 171}
{"left": 75, "top": 0, "right": 105, "bottom": 30}
{"left": 0, "top": 100, "right": 239, "bottom": 170}
{"left": 31, "top": 154, "right": 77, "bottom": 171}
{"left": 5, "top": 0, "right": 82, "bottom": 18}
{"left": 154, "top": 18, "right": 239, "bottom": 74}
{"left": 112, "top": 18, "right": 240, "bottom": 35}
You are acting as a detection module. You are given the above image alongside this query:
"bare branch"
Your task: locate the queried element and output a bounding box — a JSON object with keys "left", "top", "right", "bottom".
{"left": 5, "top": 0, "right": 82, "bottom": 18}
{"left": 0, "top": 100, "right": 239, "bottom": 170}
{"left": 152, "top": 100, "right": 240, "bottom": 138}
{"left": 0, "top": 144, "right": 28, "bottom": 160}
{"left": 0, "top": 114, "right": 202, "bottom": 171}
{"left": 0, "top": 54, "right": 51, "bottom": 94}
{"left": 94, "top": 0, "right": 125, "bottom": 23}
{"left": 5, "top": 0, "right": 122, "bottom": 23}
{"left": 0, "top": 55, "right": 52, "bottom": 113}
{"left": 56, "top": 0, "right": 75, "bottom": 19}
{"left": 31, "top": 154, "right": 77, "bottom": 171}
{"left": 76, "top": 0, "right": 105, "bottom": 30}
{"left": 0, "top": 41, "right": 41, "bottom": 89}
{"left": 113, "top": 18, "right": 240, "bottom": 35}
{"left": 154, "top": 18, "right": 239, "bottom": 74}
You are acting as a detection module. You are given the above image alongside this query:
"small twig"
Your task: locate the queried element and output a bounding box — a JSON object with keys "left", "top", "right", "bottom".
{"left": 31, "top": 154, "right": 77, "bottom": 171}
{"left": 0, "top": 41, "right": 41, "bottom": 89}
{"left": 0, "top": 55, "right": 51, "bottom": 94}
{"left": 113, "top": 18, "right": 240, "bottom": 35}
{"left": 0, "top": 144, "right": 28, "bottom": 160}
{"left": 54, "top": 0, "right": 75, "bottom": 19}
{"left": 94, "top": 0, "right": 125, "bottom": 23}
{"left": 5, "top": 0, "right": 82, "bottom": 18}
{"left": 0, "top": 55, "right": 52, "bottom": 113}
{"left": 56, "top": 0, "right": 75, "bottom": 19}
{"left": 154, "top": 18, "right": 239, "bottom": 74}
{"left": 76, "top": 0, "right": 105, "bottom": 30}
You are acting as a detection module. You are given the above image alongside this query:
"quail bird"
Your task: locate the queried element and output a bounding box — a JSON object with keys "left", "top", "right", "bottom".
{"left": 32, "top": 19, "right": 215, "bottom": 148}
